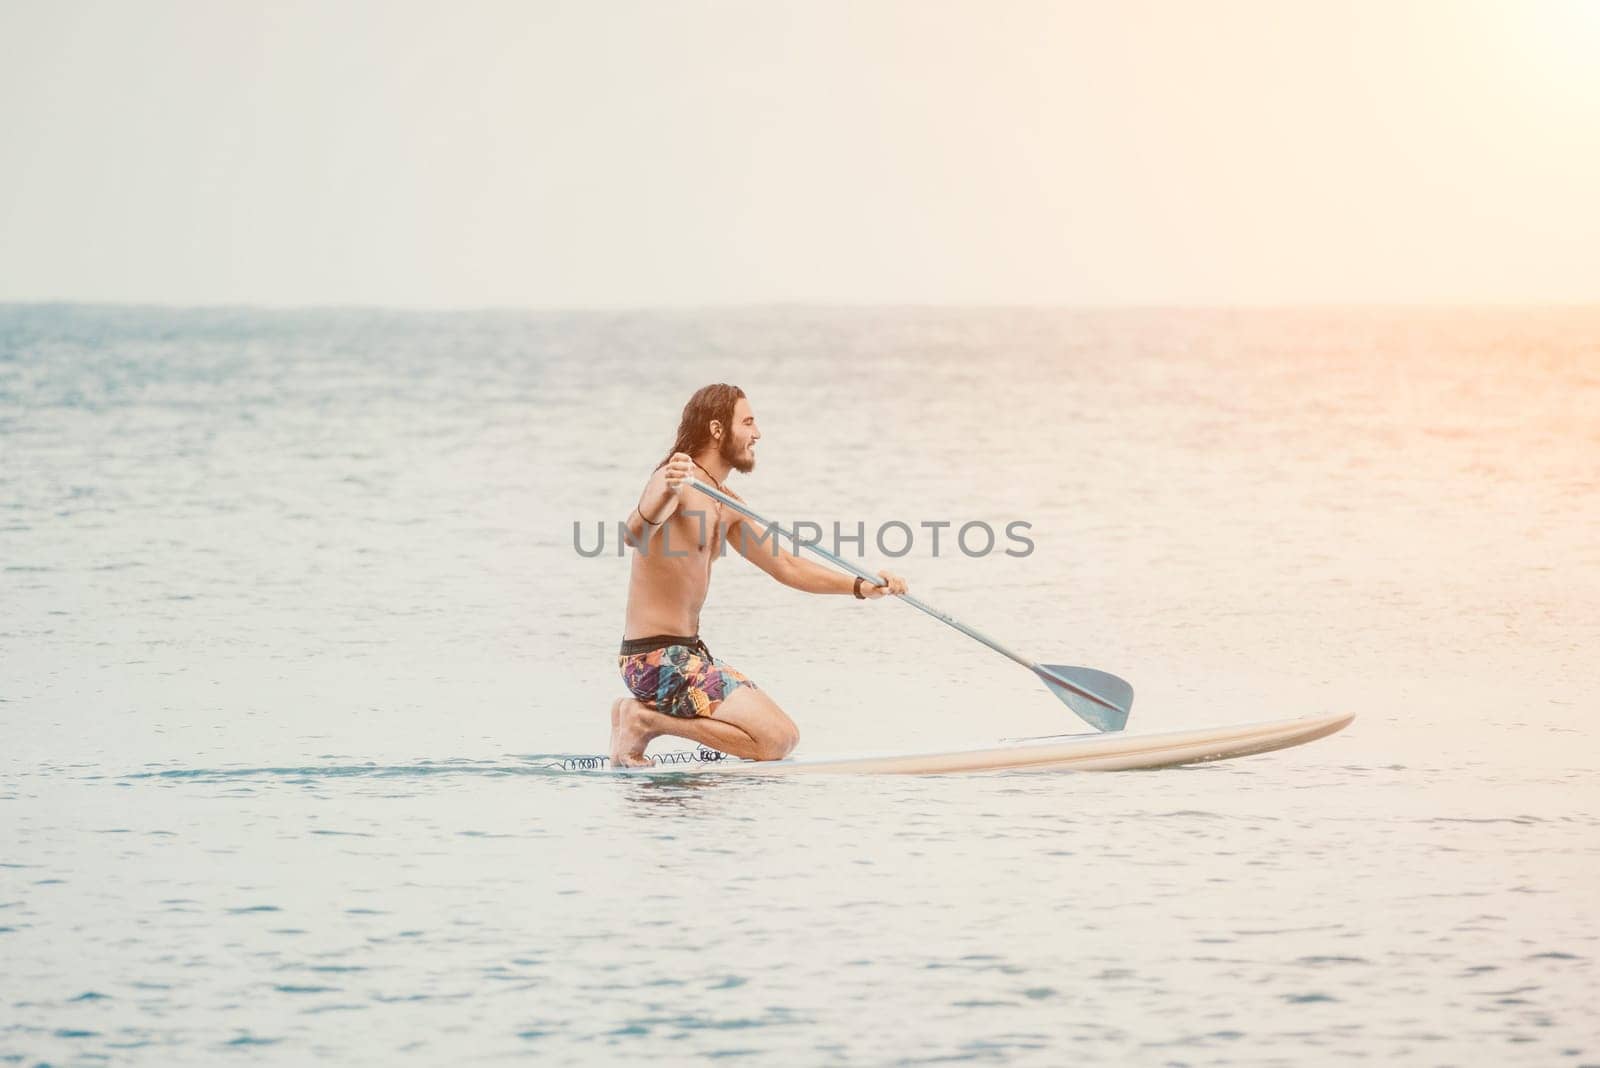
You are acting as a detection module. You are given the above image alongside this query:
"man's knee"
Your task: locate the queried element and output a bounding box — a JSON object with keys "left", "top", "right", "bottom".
{"left": 757, "top": 716, "right": 799, "bottom": 761}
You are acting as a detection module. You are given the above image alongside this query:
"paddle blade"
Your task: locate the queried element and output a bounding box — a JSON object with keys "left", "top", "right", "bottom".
{"left": 1037, "top": 664, "right": 1134, "bottom": 733}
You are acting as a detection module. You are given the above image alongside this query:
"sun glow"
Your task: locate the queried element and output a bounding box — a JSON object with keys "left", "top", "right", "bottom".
{"left": 1, "top": 0, "right": 1598, "bottom": 305}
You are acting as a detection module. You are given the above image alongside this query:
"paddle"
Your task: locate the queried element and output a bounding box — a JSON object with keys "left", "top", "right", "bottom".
{"left": 685, "top": 478, "right": 1134, "bottom": 732}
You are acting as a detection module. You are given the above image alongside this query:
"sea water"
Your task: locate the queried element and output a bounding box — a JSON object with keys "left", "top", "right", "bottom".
{"left": 2, "top": 305, "right": 1596, "bottom": 1064}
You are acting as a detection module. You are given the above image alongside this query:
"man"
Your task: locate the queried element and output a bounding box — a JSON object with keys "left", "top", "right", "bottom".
{"left": 610, "top": 383, "right": 909, "bottom": 767}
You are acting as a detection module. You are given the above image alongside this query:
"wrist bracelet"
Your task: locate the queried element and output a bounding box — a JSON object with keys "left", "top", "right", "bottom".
{"left": 853, "top": 576, "right": 865, "bottom": 599}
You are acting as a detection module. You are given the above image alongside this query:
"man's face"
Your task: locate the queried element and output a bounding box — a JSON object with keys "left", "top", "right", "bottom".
{"left": 718, "top": 397, "right": 760, "bottom": 473}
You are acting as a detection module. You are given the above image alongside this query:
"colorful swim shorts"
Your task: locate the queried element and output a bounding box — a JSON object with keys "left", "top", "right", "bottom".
{"left": 618, "top": 634, "right": 758, "bottom": 719}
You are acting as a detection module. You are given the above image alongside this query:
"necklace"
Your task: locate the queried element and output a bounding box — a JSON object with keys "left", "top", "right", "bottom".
{"left": 692, "top": 459, "right": 727, "bottom": 494}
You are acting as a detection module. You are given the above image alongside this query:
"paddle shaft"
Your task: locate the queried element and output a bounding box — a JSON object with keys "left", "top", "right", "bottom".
{"left": 684, "top": 478, "right": 1120, "bottom": 712}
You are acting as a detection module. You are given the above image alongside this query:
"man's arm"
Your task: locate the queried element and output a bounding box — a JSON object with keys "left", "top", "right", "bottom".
{"left": 623, "top": 453, "right": 694, "bottom": 547}
{"left": 728, "top": 515, "right": 853, "bottom": 593}
{"left": 727, "top": 513, "right": 909, "bottom": 597}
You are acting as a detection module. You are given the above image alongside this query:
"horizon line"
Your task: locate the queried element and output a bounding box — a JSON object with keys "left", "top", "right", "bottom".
{"left": 4, "top": 299, "right": 1599, "bottom": 315}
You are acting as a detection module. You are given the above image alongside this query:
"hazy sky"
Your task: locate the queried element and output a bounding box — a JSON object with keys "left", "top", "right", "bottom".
{"left": 2, "top": 0, "right": 1597, "bottom": 307}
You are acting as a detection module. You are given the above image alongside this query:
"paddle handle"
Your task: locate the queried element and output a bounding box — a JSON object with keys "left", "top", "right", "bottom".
{"left": 684, "top": 478, "right": 1126, "bottom": 716}
{"left": 687, "top": 478, "right": 1037, "bottom": 667}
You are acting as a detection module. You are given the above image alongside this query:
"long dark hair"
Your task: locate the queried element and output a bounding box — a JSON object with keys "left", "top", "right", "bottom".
{"left": 657, "top": 383, "right": 745, "bottom": 468}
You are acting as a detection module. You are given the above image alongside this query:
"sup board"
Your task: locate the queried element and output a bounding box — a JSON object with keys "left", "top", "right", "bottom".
{"left": 559, "top": 710, "right": 1353, "bottom": 775}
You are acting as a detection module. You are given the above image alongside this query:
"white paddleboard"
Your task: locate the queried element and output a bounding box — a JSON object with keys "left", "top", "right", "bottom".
{"left": 563, "top": 710, "right": 1354, "bottom": 775}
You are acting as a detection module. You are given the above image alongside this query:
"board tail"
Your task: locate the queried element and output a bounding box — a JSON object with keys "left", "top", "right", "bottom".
{"left": 1038, "top": 664, "right": 1133, "bottom": 732}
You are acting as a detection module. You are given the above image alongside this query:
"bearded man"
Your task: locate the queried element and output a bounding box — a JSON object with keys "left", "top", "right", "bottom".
{"left": 609, "top": 383, "right": 909, "bottom": 766}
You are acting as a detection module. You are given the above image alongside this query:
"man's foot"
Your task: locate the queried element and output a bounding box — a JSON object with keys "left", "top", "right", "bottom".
{"left": 609, "top": 698, "right": 656, "bottom": 768}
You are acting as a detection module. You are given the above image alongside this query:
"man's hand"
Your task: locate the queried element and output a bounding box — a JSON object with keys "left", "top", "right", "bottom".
{"left": 862, "top": 569, "right": 909, "bottom": 598}
{"left": 663, "top": 452, "right": 695, "bottom": 493}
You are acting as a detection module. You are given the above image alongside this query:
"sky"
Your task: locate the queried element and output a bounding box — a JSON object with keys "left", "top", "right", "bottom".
{"left": 2, "top": 0, "right": 1598, "bottom": 307}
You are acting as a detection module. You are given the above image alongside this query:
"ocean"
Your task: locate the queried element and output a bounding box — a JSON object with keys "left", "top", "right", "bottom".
{"left": 2, "top": 304, "right": 1596, "bottom": 1064}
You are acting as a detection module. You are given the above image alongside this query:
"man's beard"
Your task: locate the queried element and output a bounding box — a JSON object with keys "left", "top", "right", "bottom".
{"left": 720, "top": 433, "right": 755, "bottom": 474}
